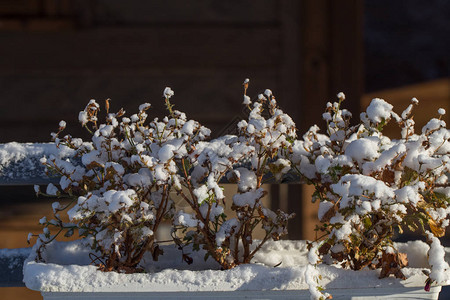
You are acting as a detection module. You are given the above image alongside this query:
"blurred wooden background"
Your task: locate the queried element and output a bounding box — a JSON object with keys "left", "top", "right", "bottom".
{"left": 0, "top": 1, "right": 449, "bottom": 299}
{"left": 0, "top": 0, "right": 365, "bottom": 244}
{"left": 0, "top": 0, "right": 363, "bottom": 143}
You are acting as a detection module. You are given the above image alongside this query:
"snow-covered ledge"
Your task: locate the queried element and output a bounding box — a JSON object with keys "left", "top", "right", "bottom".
{"left": 24, "top": 240, "right": 447, "bottom": 300}
{"left": 0, "top": 248, "right": 31, "bottom": 287}
{"left": 0, "top": 143, "right": 75, "bottom": 185}
{"left": 0, "top": 142, "right": 299, "bottom": 185}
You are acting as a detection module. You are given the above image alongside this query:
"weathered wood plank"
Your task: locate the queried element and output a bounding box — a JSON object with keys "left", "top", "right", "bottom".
{"left": 299, "top": 0, "right": 330, "bottom": 133}
{"left": 0, "top": 0, "right": 40, "bottom": 15}
{"left": 0, "top": 27, "right": 279, "bottom": 70}
{"left": 88, "top": 0, "right": 279, "bottom": 25}
{"left": 0, "top": 1, "right": 278, "bottom": 26}
{"left": 300, "top": 184, "right": 319, "bottom": 241}
{"left": 330, "top": 0, "right": 363, "bottom": 117}
{"left": 299, "top": 0, "right": 363, "bottom": 129}
{"left": 279, "top": 0, "right": 302, "bottom": 240}
{"left": 296, "top": 0, "right": 364, "bottom": 240}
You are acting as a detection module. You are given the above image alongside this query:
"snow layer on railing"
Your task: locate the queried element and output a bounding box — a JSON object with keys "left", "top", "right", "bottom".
{"left": 0, "top": 142, "right": 299, "bottom": 185}
{"left": 0, "top": 142, "right": 75, "bottom": 185}
{"left": 0, "top": 247, "right": 31, "bottom": 287}
{"left": 0, "top": 247, "right": 31, "bottom": 269}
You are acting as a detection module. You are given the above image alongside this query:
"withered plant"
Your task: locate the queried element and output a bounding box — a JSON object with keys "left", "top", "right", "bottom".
{"left": 289, "top": 93, "right": 449, "bottom": 285}
{"left": 171, "top": 80, "right": 295, "bottom": 269}
{"left": 30, "top": 89, "right": 210, "bottom": 272}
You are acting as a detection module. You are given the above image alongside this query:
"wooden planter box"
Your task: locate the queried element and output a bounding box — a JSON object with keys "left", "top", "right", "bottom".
{"left": 23, "top": 240, "right": 445, "bottom": 300}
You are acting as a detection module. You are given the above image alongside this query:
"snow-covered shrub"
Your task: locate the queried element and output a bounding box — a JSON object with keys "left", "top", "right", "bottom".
{"left": 171, "top": 80, "right": 295, "bottom": 269}
{"left": 290, "top": 93, "right": 449, "bottom": 286}
{"left": 30, "top": 90, "right": 210, "bottom": 272}
{"left": 29, "top": 81, "right": 296, "bottom": 272}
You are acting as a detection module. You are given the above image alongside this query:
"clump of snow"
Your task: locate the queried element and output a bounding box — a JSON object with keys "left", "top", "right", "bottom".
{"left": 264, "top": 89, "right": 272, "bottom": 97}
{"left": 344, "top": 138, "right": 379, "bottom": 165}
{"left": 232, "top": 188, "right": 265, "bottom": 207}
{"left": 45, "top": 183, "right": 59, "bottom": 196}
{"left": 216, "top": 219, "right": 240, "bottom": 246}
{"left": 78, "top": 111, "right": 89, "bottom": 126}
{"left": 307, "top": 243, "right": 320, "bottom": 265}
{"left": 139, "top": 103, "right": 151, "bottom": 111}
{"left": 427, "top": 233, "right": 450, "bottom": 284}
{"left": 232, "top": 167, "right": 257, "bottom": 192}
{"left": 422, "top": 118, "right": 446, "bottom": 134}
{"left": 318, "top": 201, "right": 334, "bottom": 221}
{"left": 163, "top": 87, "right": 174, "bottom": 98}
{"left": 394, "top": 240, "right": 430, "bottom": 268}
{"left": 365, "top": 98, "right": 393, "bottom": 123}
{"left": 175, "top": 211, "right": 199, "bottom": 228}
{"left": 193, "top": 185, "right": 210, "bottom": 204}
{"left": 331, "top": 174, "right": 395, "bottom": 209}
{"left": 158, "top": 144, "right": 176, "bottom": 163}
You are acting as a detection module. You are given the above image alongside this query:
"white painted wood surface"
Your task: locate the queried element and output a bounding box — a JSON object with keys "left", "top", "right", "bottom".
{"left": 41, "top": 286, "right": 442, "bottom": 300}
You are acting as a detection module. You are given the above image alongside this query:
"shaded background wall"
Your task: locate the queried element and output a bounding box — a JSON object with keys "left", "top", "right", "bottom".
{"left": 0, "top": 0, "right": 364, "bottom": 143}
{"left": 0, "top": 1, "right": 448, "bottom": 139}
{"left": 0, "top": 1, "right": 449, "bottom": 298}
{"left": 0, "top": 0, "right": 449, "bottom": 241}
{"left": 365, "top": 0, "right": 449, "bottom": 92}
{"left": 0, "top": 0, "right": 297, "bottom": 143}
